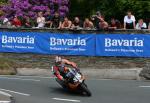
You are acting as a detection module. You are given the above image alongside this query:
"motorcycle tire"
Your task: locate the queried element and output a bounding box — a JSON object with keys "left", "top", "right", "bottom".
{"left": 80, "top": 83, "right": 92, "bottom": 97}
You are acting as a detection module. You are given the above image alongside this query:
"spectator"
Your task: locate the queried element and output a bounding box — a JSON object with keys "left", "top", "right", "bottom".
{"left": 51, "top": 12, "right": 62, "bottom": 29}
{"left": 148, "top": 23, "right": 150, "bottom": 29}
{"left": 91, "top": 11, "right": 102, "bottom": 29}
{"left": 124, "top": 11, "right": 136, "bottom": 29}
{"left": 99, "top": 17, "right": 108, "bottom": 30}
{"left": 37, "top": 12, "right": 45, "bottom": 28}
{"left": 61, "top": 17, "right": 72, "bottom": 29}
{"left": 2, "top": 17, "right": 11, "bottom": 28}
{"left": 12, "top": 16, "right": 22, "bottom": 27}
{"left": 136, "top": 19, "right": 147, "bottom": 29}
{"left": 108, "top": 18, "right": 121, "bottom": 29}
{"left": 24, "top": 16, "right": 32, "bottom": 28}
{"left": 45, "top": 10, "right": 53, "bottom": 28}
{"left": 83, "top": 18, "right": 94, "bottom": 29}
{"left": 71, "top": 17, "right": 83, "bottom": 29}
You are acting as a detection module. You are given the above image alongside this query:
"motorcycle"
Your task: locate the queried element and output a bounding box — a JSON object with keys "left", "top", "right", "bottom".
{"left": 51, "top": 67, "right": 92, "bottom": 96}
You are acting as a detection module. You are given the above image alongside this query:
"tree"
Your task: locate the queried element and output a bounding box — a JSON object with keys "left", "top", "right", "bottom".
{"left": 1, "top": 0, "right": 150, "bottom": 23}
{"left": 69, "top": 0, "right": 150, "bottom": 23}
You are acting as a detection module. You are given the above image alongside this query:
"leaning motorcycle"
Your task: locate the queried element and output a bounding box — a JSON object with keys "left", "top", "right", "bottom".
{"left": 51, "top": 67, "right": 92, "bottom": 96}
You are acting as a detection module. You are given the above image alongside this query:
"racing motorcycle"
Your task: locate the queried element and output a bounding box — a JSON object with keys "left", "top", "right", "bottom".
{"left": 51, "top": 67, "right": 92, "bottom": 96}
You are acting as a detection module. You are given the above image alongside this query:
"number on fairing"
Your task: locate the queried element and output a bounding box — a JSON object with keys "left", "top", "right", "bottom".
{"left": 73, "top": 73, "right": 82, "bottom": 82}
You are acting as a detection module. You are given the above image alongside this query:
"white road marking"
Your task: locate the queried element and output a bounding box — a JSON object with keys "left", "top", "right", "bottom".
{"left": 16, "top": 76, "right": 55, "bottom": 79}
{"left": 0, "top": 88, "right": 30, "bottom": 96}
{"left": 91, "top": 79, "right": 112, "bottom": 81}
{"left": 0, "top": 101, "right": 11, "bottom": 103}
{"left": 52, "top": 98, "right": 80, "bottom": 102}
{"left": 0, "top": 75, "right": 55, "bottom": 79}
{"left": 139, "top": 86, "right": 150, "bottom": 88}
{"left": 0, "top": 77, "right": 40, "bottom": 82}
{"left": 0, "top": 91, "right": 12, "bottom": 97}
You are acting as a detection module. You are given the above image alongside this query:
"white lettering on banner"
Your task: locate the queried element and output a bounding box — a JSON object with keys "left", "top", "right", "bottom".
{"left": 2, "top": 35, "right": 35, "bottom": 44}
{"left": 105, "top": 38, "right": 144, "bottom": 47}
{"left": 50, "top": 37, "right": 86, "bottom": 46}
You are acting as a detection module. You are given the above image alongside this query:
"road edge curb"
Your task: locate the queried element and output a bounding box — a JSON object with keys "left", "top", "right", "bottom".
{"left": 16, "top": 68, "right": 143, "bottom": 80}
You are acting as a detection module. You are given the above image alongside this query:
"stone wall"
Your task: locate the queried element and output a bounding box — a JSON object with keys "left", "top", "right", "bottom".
{"left": 0, "top": 53, "right": 149, "bottom": 70}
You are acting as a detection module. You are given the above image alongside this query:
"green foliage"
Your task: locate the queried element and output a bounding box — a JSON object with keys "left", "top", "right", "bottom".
{"left": 69, "top": 0, "right": 150, "bottom": 22}
{"left": 0, "top": 57, "right": 17, "bottom": 75}
{"left": 1, "top": 0, "right": 150, "bottom": 23}
{"left": 0, "top": 0, "right": 8, "bottom": 4}
{"left": 0, "top": 58, "right": 14, "bottom": 70}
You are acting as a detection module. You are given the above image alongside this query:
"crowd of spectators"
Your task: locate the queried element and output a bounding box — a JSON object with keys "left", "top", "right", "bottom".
{"left": 0, "top": 10, "right": 150, "bottom": 30}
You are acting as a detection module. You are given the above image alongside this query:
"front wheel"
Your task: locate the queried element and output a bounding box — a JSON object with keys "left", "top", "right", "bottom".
{"left": 80, "top": 83, "right": 92, "bottom": 96}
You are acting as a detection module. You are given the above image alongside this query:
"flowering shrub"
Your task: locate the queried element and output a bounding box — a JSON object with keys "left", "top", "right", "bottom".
{"left": 1, "top": 0, "right": 69, "bottom": 19}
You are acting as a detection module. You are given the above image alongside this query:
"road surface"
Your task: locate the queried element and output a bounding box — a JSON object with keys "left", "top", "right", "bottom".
{"left": 0, "top": 75, "right": 150, "bottom": 103}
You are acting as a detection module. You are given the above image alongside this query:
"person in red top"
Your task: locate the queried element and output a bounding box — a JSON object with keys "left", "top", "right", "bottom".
{"left": 61, "top": 17, "right": 72, "bottom": 29}
{"left": 12, "top": 16, "right": 22, "bottom": 27}
{"left": 52, "top": 56, "right": 78, "bottom": 81}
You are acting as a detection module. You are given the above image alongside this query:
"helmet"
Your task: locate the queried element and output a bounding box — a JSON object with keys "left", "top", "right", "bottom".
{"left": 55, "top": 56, "right": 62, "bottom": 64}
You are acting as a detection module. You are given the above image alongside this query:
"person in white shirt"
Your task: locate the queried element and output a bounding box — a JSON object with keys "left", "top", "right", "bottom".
{"left": 124, "top": 11, "right": 136, "bottom": 29}
{"left": 37, "top": 12, "right": 45, "bottom": 28}
{"left": 136, "top": 19, "right": 147, "bottom": 29}
{"left": 2, "top": 17, "right": 11, "bottom": 27}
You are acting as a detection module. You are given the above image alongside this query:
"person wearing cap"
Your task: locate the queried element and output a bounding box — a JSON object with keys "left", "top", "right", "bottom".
{"left": 91, "top": 11, "right": 102, "bottom": 29}
{"left": 52, "top": 56, "right": 78, "bottom": 81}
{"left": 91, "top": 11, "right": 108, "bottom": 30}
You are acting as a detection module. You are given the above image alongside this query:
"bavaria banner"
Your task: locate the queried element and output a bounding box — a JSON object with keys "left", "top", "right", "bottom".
{"left": 96, "top": 34, "right": 150, "bottom": 57}
{"left": 0, "top": 32, "right": 95, "bottom": 56}
{"left": 1, "top": 31, "right": 150, "bottom": 57}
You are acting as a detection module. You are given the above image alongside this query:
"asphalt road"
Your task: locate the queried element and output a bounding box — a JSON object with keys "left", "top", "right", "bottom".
{"left": 0, "top": 76, "right": 150, "bottom": 103}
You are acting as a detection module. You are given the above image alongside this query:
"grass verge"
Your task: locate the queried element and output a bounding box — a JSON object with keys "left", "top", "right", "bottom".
{"left": 0, "top": 58, "right": 17, "bottom": 75}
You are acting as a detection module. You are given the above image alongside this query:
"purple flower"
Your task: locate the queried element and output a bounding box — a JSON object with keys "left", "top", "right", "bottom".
{"left": 59, "top": 5, "right": 68, "bottom": 12}
{"left": 1, "top": 0, "right": 70, "bottom": 19}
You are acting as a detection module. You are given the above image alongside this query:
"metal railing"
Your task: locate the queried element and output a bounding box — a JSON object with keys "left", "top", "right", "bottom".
{"left": 0, "top": 27, "right": 150, "bottom": 34}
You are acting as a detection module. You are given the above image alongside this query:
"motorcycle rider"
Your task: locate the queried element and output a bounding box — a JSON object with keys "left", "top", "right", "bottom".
{"left": 52, "top": 56, "right": 78, "bottom": 82}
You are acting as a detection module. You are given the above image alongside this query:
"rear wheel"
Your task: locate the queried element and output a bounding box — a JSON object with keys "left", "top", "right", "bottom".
{"left": 80, "top": 83, "right": 92, "bottom": 96}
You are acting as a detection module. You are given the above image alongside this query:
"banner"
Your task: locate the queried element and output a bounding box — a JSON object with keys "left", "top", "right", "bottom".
{"left": 96, "top": 34, "right": 150, "bottom": 57}
{"left": 0, "top": 32, "right": 95, "bottom": 56}
{"left": 1, "top": 31, "right": 150, "bottom": 57}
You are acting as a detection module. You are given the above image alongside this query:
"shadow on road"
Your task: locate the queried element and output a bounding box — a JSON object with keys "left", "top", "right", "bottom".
{"left": 49, "top": 86, "right": 88, "bottom": 97}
